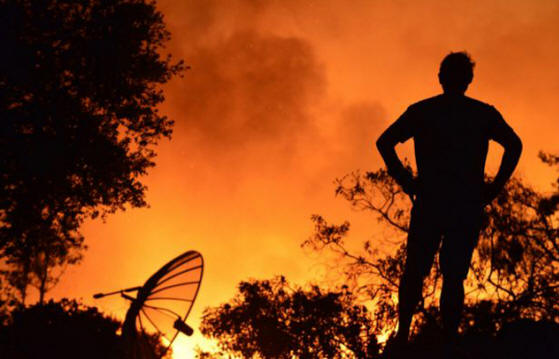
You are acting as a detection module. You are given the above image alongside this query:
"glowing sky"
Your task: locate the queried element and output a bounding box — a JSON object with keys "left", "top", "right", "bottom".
{"left": 43, "top": 0, "right": 559, "bottom": 356}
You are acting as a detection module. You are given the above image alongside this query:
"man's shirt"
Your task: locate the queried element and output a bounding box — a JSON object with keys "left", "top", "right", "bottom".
{"left": 384, "top": 94, "right": 517, "bottom": 204}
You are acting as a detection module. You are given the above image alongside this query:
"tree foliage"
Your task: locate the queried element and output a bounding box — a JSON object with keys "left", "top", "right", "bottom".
{"left": 198, "top": 277, "right": 380, "bottom": 359}
{"left": 0, "top": 298, "right": 171, "bottom": 359}
{"left": 303, "top": 153, "right": 559, "bottom": 339}
{"left": 0, "top": 0, "right": 183, "bottom": 303}
{"left": 198, "top": 154, "right": 559, "bottom": 357}
{"left": 0, "top": 276, "right": 17, "bottom": 325}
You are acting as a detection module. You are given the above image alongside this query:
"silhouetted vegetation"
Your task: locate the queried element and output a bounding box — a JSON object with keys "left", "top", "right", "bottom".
{"left": 303, "top": 153, "right": 559, "bottom": 348}
{"left": 0, "top": 299, "right": 171, "bottom": 359}
{"left": 0, "top": 276, "right": 16, "bottom": 325}
{"left": 197, "top": 277, "right": 380, "bottom": 358}
{"left": 0, "top": 0, "right": 183, "bottom": 303}
{"left": 385, "top": 317, "right": 559, "bottom": 359}
{"left": 196, "top": 154, "right": 559, "bottom": 358}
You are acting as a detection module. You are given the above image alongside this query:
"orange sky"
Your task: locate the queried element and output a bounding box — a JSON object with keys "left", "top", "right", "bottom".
{"left": 41, "top": 0, "right": 559, "bottom": 356}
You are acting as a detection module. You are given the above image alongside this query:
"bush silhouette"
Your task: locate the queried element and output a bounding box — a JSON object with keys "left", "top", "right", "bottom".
{"left": 0, "top": 299, "right": 122, "bottom": 359}
{"left": 0, "top": 299, "right": 169, "bottom": 359}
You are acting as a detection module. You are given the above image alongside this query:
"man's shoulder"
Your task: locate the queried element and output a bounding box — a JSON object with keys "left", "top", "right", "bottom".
{"left": 403, "top": 96, "right": 440, "bottom": 117}
{"left": 409, "top": 95, "right": 498, "bottom": 113}
{"left": 462, "top": 96, "right": 497, "bottom": 111}
{"left": 408, "top": 95, "right": 443, "bottom": 109}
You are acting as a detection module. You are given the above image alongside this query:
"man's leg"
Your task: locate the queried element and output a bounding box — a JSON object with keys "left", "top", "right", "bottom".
{"left": 439, "top": 208, "right": 481, "bottom": 343}
{"left": 440, "top": 274, "right": 465, "bottom": 342}
{"left": 396, "top": 265, "right": 426, "bottom": 342}
{"left": 395, "top": 205, "right": 441, "bottom": 343}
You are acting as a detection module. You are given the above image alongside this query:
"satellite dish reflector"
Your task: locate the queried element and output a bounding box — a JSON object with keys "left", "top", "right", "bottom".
{"left": 94, "top": 251, "right": 204, "bottom": 358}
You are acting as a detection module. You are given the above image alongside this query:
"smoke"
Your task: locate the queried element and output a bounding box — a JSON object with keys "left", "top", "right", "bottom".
{"left": 156, "top": 0, "right": 391, "bottom": 190}
{"left": 337, "top": 103, "right": 385, "bottom": 163}
{"left": 169, "top": 31, "right": 325, "bottom": 152}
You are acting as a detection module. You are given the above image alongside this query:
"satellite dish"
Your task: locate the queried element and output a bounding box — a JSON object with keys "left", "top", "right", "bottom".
{"left": 94, "top": 251, "right": 204, "bottom": 358}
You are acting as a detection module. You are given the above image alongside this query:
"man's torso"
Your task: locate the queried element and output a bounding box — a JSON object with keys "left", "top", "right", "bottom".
{"left": 411, "top": 95, "right": 495, "bottom": 203}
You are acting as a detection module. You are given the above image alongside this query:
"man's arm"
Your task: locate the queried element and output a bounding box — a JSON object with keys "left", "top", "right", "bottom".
{"left": 484, "top": 111, "right": 523, "bottom": 204}
{"left": 376, "top": 123, "right": 416, "bottom": 196}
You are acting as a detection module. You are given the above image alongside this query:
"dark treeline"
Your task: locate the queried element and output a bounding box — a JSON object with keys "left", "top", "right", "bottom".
{"left": 1, "top": 0, "right": 181, "bottom": 358}
{"left": 0, "top": 0, "right": 182, "bottom": 305}
{"left": 199, "top": 155, "right": 559, "bottom": 358}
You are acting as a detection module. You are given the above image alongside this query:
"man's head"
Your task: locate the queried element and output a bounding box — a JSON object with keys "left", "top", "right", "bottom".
{"left": 438, "top": 52, "right": 475, "bottom": 94}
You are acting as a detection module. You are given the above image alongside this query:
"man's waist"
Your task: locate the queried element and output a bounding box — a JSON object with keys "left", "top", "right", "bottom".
{"left": 416, "top": 175, "right": 484, "bottom": 188}
{"left": 415, "top": 180, "right": 483, "bottom": 201}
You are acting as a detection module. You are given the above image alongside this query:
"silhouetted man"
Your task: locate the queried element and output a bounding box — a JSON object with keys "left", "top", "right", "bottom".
{"left": 376, "top": 52, "right": 522, "bottom": 357}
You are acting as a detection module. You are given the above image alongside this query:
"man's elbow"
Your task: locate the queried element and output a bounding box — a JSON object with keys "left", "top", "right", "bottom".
{"left": 511, "top": 134, "right": 523, "bottom": 157}
{"left": 375, "top": 137, "right": 383, "bottom": 152}
{"left": 376, "top": 133, "right": 390, "bottom": 154}
{"left": 502, "top": 133, "right": 523, "bottom": 162}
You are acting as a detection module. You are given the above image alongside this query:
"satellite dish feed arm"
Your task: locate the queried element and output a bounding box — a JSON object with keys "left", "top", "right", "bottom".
{"left": 121, "top": 292, "right": 136, "bottom": 301}
{"left": 93, "top": 286, "right": 142, "bottom": 299}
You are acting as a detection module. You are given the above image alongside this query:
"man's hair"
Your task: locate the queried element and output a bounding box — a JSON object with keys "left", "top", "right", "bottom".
{"left": 438, "top": 52, "right": 475, "bottom": 92}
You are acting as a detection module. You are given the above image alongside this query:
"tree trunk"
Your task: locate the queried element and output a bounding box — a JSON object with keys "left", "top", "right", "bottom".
{"left": 38, "top": 252, "right": 49, "bottom": 305}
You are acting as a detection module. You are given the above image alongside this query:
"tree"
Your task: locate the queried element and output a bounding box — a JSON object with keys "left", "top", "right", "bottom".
{"left": 0, "top": 298, "right": 171, "bottom": 359}
{"left": 303, "top": 153, "right": 559, "bottom": 340}
{"left": 0, "top": 0, "right": 184, "bottom": 303}
{"left": 0, "top": 276, "right": 17, "bottom": 326}
{"left": 198, "top": 277, "right": 380, "bottom": 359}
